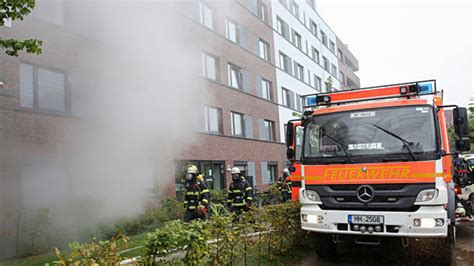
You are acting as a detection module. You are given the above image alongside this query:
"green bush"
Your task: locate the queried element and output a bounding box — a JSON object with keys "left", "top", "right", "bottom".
{"left": 53, "top": 231, "right": 134, "bottom": 265}
{"left": 144, "top": 202, "right": 310, "bottom": 265}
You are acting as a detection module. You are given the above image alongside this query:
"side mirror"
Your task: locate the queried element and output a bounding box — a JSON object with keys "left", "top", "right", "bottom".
{"left": 287, "top": 148, "right": 295, "bottom": 160}
{"left": 454, "top": 107, "right": 470, "bottom": 137}
{"left": 286, "top": 122, "right": 294, "bottom": 147}
{"left": 455, "top": 137, "right": 471, "bottom": 152}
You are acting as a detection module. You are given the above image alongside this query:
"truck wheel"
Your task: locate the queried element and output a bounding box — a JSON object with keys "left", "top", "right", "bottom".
{"left": 312, "top": 234, "right": 337, "bottom": 258}
{"left": 438, "top": 231, "right": 454, "bottom": 265}
{"left": 447, "top": 182, "right": 456, "bottom": 226}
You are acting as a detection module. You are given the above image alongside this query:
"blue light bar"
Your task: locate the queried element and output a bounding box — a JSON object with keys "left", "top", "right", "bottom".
{"left": 417, "top": 82, "right": 434, "bottom": 94}
{"left": 305, "top": 95, "right": 317, "bottom": 106}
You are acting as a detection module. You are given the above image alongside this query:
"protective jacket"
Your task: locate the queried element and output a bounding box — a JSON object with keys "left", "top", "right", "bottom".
{"left": 184, "top": 180, "right": 210, "bottom": 210}
{"left": 227, "top": 177, "right": 253, "bottom": 208}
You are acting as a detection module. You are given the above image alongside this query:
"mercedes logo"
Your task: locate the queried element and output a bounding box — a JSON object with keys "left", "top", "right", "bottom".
{"left": 356, "top": 185, "right": 374, "bottom": 203}
{"left": 361, "top": 167, "right": 367, "bottom": 172}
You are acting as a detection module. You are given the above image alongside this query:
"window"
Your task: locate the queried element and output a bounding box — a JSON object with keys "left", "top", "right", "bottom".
{"left": 267, "top": 163, "right": 277, "bottom": 182}
{"left": 199, "top": 1, "right": 213, "bottom": 30}
{"left": 311, "top": 47, "right": 319, "bottom": 64}
{"left": 258, "top": 39, "right": 270, "bottom": 61}
{"left": 201, "top": 52, "right": 218, "bottom": 80}
{"left": 20, "top": 63, "right": 68, "bottom": 112}
{"left": 331, "top": 64, "right": 337, "bottom": 76}
{"left": 279, "top": 52, "right": 291, "bottom": 74}
{"left": 204, "top": 106, "right": 222, "bottom": 133}
{"left": 338, "top": 49, "right": 343, "bottom": 61}
{"left": 314, "top": 75, "right": 322, "bottom": 91}
{"left": 329, "top": 41, "right": 335, "bottom": 53}
{"left": 323, "top": 56, "right": 329, "bottom": 71}
{"left": 291, "top": 1, "right": 299, "bottom": 19}
{"left": 292, "top": 31, "right": 301, "bottom": 49}
{"left": 320, "top": 30, "right": 327, "bottom": 46}
{"left": 276, "top": 17, "right": 289, "bottom": 39}
{"left": 264, "top": 120, "right": 275, "bottom": 141}
{"left": 309, "top": 20, "right": 317, "bottom": 37}
{"left": 260, "top": 78, "right": 272, "bottom": 100}
{"left": 228, "top": 63, "right": 242, "bottom": 89}
{"left": 295, "top": 94, "right": 303, "bottom": 111}
{"left": 226, "top": 19, "right": 238, "bottom": 43}
{"left": 259, "top": 119, "right": 275, "bottom": 141}
{"left": 294, "top": 63, "right": 304, "bottom": 81}
{"left": 281, "top": 87, "right": 293, "bottom": 108}
{"left": 339, "top": 71, "right": 345, "bottom": 85}
{"left": 257, "top": 0, "right": 267, "bottom": 22}
{"left": 231, "top": 112, "right": 245, "bottom": 136}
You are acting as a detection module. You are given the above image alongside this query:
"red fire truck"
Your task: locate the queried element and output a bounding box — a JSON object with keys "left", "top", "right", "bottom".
{"left": 285, "top": 80, "right": 470, "bottom": 260}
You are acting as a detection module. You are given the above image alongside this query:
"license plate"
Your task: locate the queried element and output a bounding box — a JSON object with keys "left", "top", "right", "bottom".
{"left": 348, "top": 215, "right": 384, "bottom": 224}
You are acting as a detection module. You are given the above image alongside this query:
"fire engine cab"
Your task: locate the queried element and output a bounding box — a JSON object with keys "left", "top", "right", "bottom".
{"left": 285, "top": 80, "right": 470, "bottom": 260}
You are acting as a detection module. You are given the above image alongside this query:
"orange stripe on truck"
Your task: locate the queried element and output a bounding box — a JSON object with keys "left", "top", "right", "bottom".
{"left": 300, "top": 161, "right": 436, "bottom": 185}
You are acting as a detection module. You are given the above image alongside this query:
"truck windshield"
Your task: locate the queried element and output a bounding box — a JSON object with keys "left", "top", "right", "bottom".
{"left": 303, "top": 105, "right": 437, "bottom": 162}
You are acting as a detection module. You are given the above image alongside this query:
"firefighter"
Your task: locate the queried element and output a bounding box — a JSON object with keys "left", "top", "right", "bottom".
{"left": 277, "top": 168, "right": 292, "bottom": 202}
{"left": 227, "top": 167, "right": 253, "bottom": 214}
{"left": 183, "top": 165, "right": 210, "bottom": 222}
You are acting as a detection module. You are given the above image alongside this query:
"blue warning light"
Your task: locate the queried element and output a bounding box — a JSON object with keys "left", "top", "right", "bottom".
{"left": 417, "top": 82, "right": 434, "bottom": 94}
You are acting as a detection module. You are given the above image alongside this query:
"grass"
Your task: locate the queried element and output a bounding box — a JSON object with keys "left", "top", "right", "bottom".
{"left": 0, "top": 232, "right": 149, "bottom": 266}
{"left": 0, "top": 253, "right": 56, "bottom": 266}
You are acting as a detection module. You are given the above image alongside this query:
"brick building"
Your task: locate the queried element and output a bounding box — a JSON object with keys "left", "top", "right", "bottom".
{"left": 0, "top": 0, "right": 359, "bottom": 258}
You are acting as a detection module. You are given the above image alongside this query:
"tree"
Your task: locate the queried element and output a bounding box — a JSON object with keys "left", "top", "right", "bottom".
{"left": 1, "top": 0, "right": 42, "bottom": 56}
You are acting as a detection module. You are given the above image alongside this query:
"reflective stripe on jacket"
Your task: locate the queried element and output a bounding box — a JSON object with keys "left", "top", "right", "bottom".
{"left": 227, "top": 177, "right": 253, "bottom": 207}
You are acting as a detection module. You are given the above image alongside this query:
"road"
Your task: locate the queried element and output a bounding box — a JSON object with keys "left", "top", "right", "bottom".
{"left": 298, "top": 221, "right": 474, "bottom": 266}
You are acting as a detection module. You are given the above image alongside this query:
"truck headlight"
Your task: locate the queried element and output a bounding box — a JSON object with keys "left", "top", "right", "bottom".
{"left": 415, "top": 189, "right": 437, "bottom": 202}
{"left": 305, "top": 190, "right": 321, "bottom": 202}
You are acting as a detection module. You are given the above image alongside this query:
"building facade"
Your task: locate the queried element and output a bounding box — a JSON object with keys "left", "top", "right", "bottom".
{"left": 269, "top": 0, "right": 360, "bottom": 144}
{"left": 175, "top": 0, "right": 286, "bottom": 192}
{"left": 0, "top": 0, "right": 359, "bottom": 258}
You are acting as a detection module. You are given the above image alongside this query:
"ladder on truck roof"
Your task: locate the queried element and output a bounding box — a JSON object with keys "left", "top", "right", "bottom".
{"left": 303, "top": 79, "right": 437, "bottom": 107}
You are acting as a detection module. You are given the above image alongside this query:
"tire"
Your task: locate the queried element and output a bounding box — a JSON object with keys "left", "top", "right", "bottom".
{"left": 439, "top": 232, "right": 454, "bottom": 265}
{"left": 312, "top": 233, "right": 337, "bottom": 258}
{"left": 447, "top": 182, "right": 456, "bottom": 226}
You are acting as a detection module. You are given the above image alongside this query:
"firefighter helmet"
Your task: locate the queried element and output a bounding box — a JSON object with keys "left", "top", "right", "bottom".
{"left": 187, "top": 165, "right": 198, "bottom": 174}
{"left": 283, "top": 168, "right": 290, "bottom": 174}
{"left": 231, "top": 167, "right": 241, "bottom": 174}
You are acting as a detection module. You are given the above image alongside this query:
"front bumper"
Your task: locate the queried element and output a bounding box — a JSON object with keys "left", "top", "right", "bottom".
{"left": 301, "top": 204, "right": 448, "bottom": 237}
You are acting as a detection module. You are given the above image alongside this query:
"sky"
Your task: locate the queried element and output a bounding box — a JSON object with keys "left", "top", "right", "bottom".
{"left": 316, "top": 0, "right": 473, "bottom": 107}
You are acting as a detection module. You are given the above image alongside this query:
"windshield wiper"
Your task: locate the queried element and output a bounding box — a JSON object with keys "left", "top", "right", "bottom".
{"left": 322, "top": 132, "right": 354, "bottom": 163}
{"left": 371, "top": 124, "right": 417, "bottom": 161}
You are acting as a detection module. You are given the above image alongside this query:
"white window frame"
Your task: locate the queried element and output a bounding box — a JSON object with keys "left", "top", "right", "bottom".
{"left": 258, "top": 39, "right": 269, "bottom": 61}
{"left": 199, "top": 1, "right": 214, "bottom": 30}
{"left": 261, "top": 78, "right": 272, "bottom": 100}
{"left": 279, "top": 52, "right": 289, "bottom": 73}
{"left": 281, "top": 87, "right": 290, "bottom": 107}
{"left": 330, "top": 41, "right": 335, "bottom": 53}
{"left": 201, "top": 52, "right": 218, "bottom": 80}
{"left": 323, "top": 56, "right": 329, "bottom": 71}
{"left": 204, "top": 106, "right": 221, "bottom": 133}
{"left": 293, "top": 31, "right": 301, "bottom": 49}
{"left": 226, "top": 19, "right": 239, "bottom": 43}
{"left": 228, "top": 63, "right": 242, "bottom": 89}
{"left": 231, "top": 112, "right": 245, "bottom": 136}
{"left": 295, "top": 63, "right": 304, "bottom": 81}
{"left": 264, "top": 120, "right": 275, "bottom": 141}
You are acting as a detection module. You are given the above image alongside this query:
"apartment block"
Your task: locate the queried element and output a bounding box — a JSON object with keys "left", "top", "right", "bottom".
{"left": 270, "top": 0, "right": 360, "bottom": 143}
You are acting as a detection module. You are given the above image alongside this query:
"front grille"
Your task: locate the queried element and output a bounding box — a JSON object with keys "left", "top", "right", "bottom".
{"left": 308, "top": 183, "right": 434, "bottom": 212}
